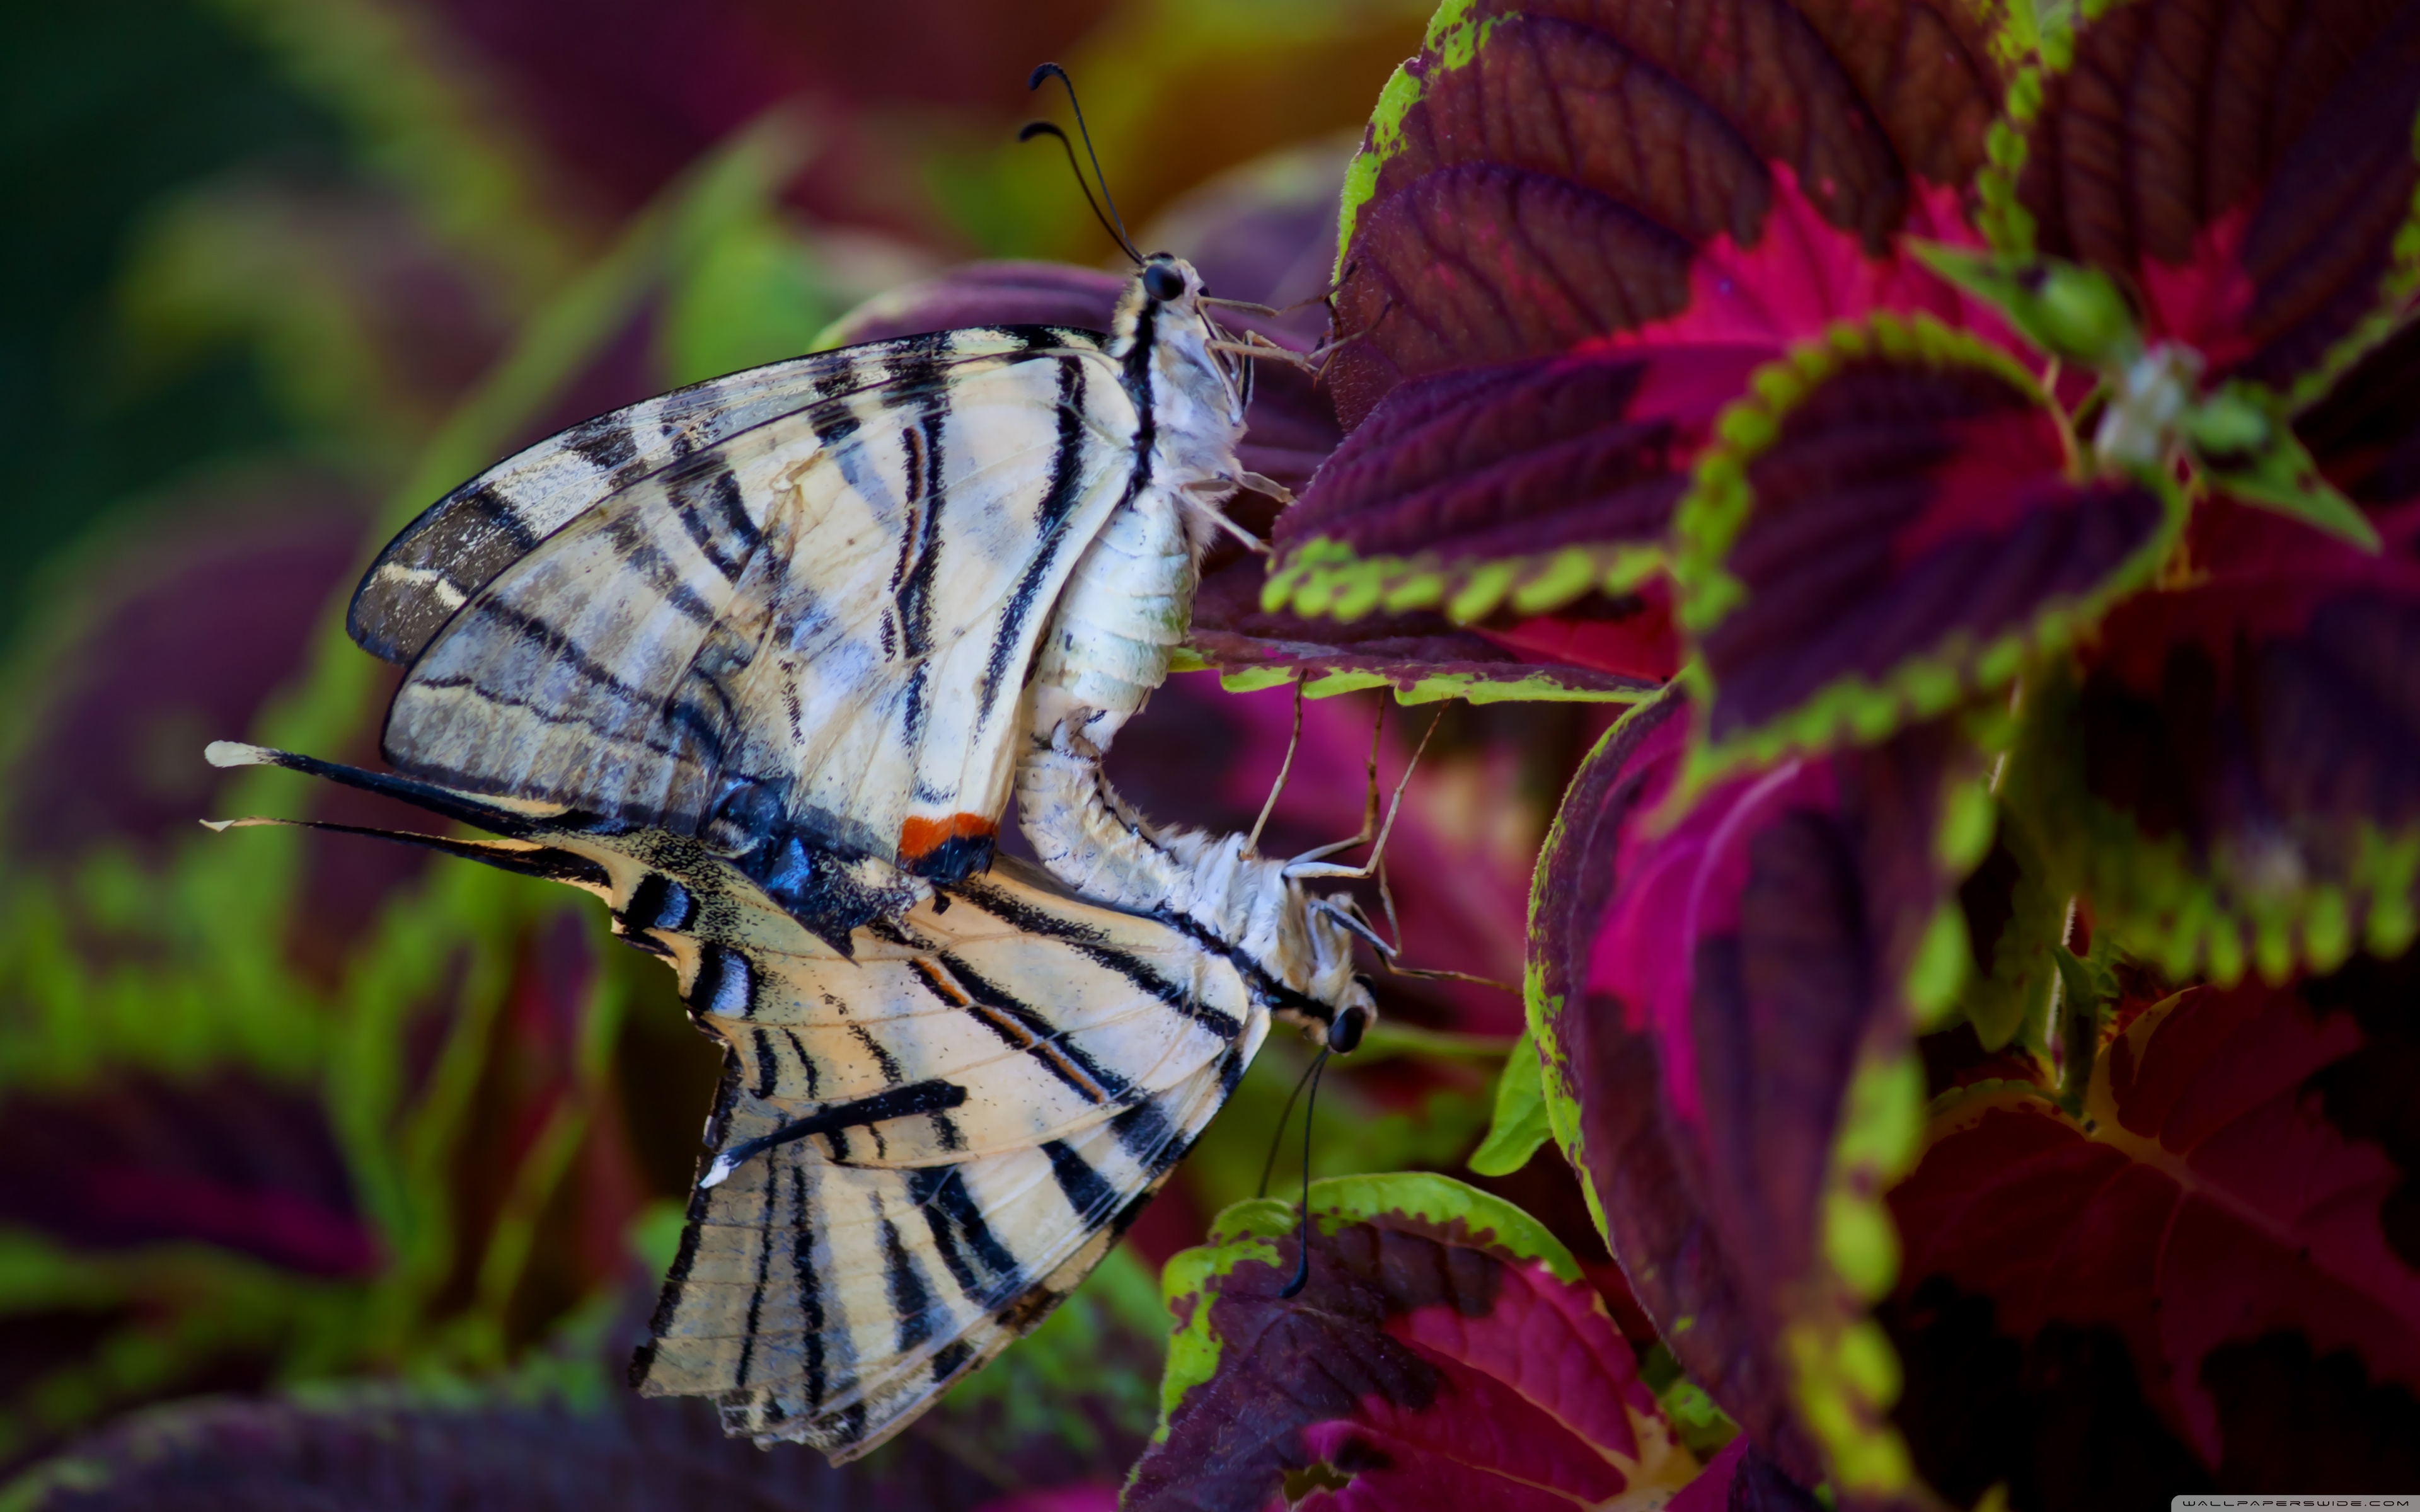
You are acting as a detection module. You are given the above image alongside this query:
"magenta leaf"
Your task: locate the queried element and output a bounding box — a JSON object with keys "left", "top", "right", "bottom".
{"left": 2009, "top": 498, "right": 2420, "bottom": 985}
{"left": 1989, "top": 0, "right": 2420, "bottom": 405}
{"left": 1129, "top": 1172, "right": 1698, "bottom": 1511}
{"left": 1532, "top": 689, "right": 1991, "bottom": 1493}
{"left": 1325, "top": 0, "right": 2009, "bottom": 430}
{"left": 1264, "top": 347, "right": 1766, "bottom": 640}
{"left": 1674, "top": 316, "right": 2178, "bottom": 767}
{"left": 1882, "top": 950, "right": 2420, "bottom": 1503}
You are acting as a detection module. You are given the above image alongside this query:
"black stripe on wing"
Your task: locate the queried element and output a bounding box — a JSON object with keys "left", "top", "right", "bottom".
{"left": 349, "top": 324, "right": 1110, "bottom": 666}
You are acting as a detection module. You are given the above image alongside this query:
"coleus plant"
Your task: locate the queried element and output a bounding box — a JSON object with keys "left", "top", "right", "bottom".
{"left": 1126, "top": 0, "right": 2420, "bottom": 1504}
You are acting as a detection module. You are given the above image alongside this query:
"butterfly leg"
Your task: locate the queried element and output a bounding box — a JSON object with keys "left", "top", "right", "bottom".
{"left": 1244, "top": 680, "right": 1304, "bottom": 856}
{"left": 1180, "top": 478, "right": 1274, "bottom": 553}
{"left": 1286, "top": 704, "right": 1443, "bottom": 878}
{"left": 1286, "top": 698, "right": 1388, "bottom": 869}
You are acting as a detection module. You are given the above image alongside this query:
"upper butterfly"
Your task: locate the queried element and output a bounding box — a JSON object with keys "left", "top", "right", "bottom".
{"left": 349, "top": 253, "right": 1264, "bottom": 943}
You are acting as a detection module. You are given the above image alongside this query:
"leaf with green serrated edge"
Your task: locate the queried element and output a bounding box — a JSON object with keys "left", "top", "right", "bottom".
{"left": 1131, "top": 1172, "right": 1695, "bottom": 1511}
{"left": 2005, "top": 498, "right": 2420, "bottom": 987}
{"left": 1326, "top": 0, "right": 2009, "bottom": 430}
{"left": 1673, "top": 312, "right": 2180, "bottom": 772}
{"left": 1185, "top": 551, "right": 1657, "bottom": 704}
{"left": 1531, "top": 688, "right": 1995, "bottom": 1495}
{"left": 1981, "top": 0, "right": 2420, "bottom": 409}
{"left": 1468, "top": 1028, "right": 1551, "bottom": 1177}
{"left": 1264, "top": 347, "right": 1762, "bottom": 638}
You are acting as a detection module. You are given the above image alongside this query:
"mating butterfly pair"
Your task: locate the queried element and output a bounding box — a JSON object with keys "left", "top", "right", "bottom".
{"left": 213, "top": 249, "right": 1386, "bottom": 1459}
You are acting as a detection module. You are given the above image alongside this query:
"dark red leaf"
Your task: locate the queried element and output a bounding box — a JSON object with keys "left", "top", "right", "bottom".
{"left": 1265, "top": 347, "right": 1766, "bottom": 633}
{"left": 1678, "top": 320, "right": 2175, "bottom": 765}
{"left": 2012, "top": 497, "right": 2420, "bottom": 983}
{"left": 2001, "top": 0, "right": 2420, "bottom": 401}
{"left": 1881, "top": 950, "right": 2420, "bottom": 1503}
{"left": 1534, "top": 690, "right": 1988, "bottom": 1493}
{"left": 1129, "top": 1174, "right": 1697, "bottom": 1511}
{"left": 1326, "top": 0, "right": 2007, "bottom": 428}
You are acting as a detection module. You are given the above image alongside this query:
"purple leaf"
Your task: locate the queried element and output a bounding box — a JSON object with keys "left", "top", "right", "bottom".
{"left": 1326, "top": 0, "right": 2008, "bottom": 428}
{"left": 1264, "top": 347, "right": 1767, "bottom": 636}
{"left": 2009, "top": 496, "right": 2420, "bottom": 984}
{"left": 1129, "top": 1173, "right": 1697, "bottom": 1511}
{"left": 1994, "top": 0, "right": 2420, "bottom": 403}
{"left": 1534, "top": 690, "right": 1990, "bottom": 1494}
{"left": 1676, "top": 318, "right": 2177, "bottom": 766}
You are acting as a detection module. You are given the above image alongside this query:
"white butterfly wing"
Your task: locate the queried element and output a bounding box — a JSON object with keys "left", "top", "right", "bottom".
{"left": 354, "top": 327, "right": 1141, "bottom": 885}
{"left": 203, "top": 744, "right": 1269, "bottom": 1462}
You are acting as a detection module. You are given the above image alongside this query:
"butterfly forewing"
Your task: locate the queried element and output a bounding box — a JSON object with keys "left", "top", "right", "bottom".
{"left": 352, "top": 326, "right": 1105, "bottom": 663}
{"left": 365, "top": 327, "right": 1141, "bottom": 880}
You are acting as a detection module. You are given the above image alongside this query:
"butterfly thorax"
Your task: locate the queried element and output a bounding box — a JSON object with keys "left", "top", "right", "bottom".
{"left": 1014, "top": 718, "right": 1374, "bottom": 1048}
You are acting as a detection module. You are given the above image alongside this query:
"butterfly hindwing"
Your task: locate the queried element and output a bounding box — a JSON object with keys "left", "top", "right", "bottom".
{"left": 360, "top": 326, "right": 1142, "bottom": 879}
{"left": 643, "top": 1036, "right": 1248, "bottom": 1459}
{"left": 202, "top": 742, "right": 1271, "bottom": 1461}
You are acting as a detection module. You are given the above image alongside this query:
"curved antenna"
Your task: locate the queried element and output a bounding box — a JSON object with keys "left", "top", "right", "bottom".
{"left": 1027, "top": 61, "right": 1141, "bottom": 263}
{"left": 1278, "top": 1047, "right": 1332, "bottom": 1298}
{"left": 1017, "top": 122, "right": 1141, "bottom": 266}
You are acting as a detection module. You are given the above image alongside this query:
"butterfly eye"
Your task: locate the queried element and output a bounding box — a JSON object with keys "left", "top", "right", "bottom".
{"left": 1328, "top": 1002, "right": 1369, "bottom": 1055}
{"left": 1141, "top": 262, "right": 1185, "bottom": 302}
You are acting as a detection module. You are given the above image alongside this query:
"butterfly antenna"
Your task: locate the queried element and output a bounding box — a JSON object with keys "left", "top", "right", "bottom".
{"left": 1027, "top": 62, "right": 1141, "bottom": 264}
{"left": 1016, "top": 122, "right": 1137, "bottom": 266}
{"left": 1254, "top": 1050, "right": 1323, "bottom": 1198}
{"left": 1279, "top": 1048, "right": 1331, "bottom": 1298}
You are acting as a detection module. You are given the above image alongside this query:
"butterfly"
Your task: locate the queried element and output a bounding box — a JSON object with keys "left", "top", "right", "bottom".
{"left": 205, "top": 736, "right": 1371, "bottom": 1459}
{"left": 345, "top": 252, "right": 1292, "bottom": 950}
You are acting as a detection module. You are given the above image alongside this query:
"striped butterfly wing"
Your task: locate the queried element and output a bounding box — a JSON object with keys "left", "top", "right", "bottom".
{"left": 352, "top": 326, "right": 1144, "bottom": 890}
{"left": 205, "top": 742, "right": 1267, "bottom": 1460}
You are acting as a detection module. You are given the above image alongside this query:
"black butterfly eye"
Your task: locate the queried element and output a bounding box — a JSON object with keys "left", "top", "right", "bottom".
{"left": 1141, "top": 262, "right": 1185, "bottom": 302}
{"left": 1329, "top": 1001, "right": 1369, "bottom": 1055}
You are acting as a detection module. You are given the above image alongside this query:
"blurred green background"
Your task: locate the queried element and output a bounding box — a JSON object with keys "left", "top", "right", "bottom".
{"left": 0, "top": 1, "right": 1616, "bottom": 1498}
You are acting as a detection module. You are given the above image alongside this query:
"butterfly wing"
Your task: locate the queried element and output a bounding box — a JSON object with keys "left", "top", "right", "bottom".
{"left": 356, "top": 326, "right": 1141, "bottom": 883}
{"left": 645, "top": 992, "right": 1251, "bottom": 1459}
{"left": 204, "top": 743, "right": 1269, "bottom": 1461}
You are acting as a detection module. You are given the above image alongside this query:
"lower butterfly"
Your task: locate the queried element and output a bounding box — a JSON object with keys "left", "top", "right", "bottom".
{"left": 205, "top": 737, "right": 1374, "bottom": 1458}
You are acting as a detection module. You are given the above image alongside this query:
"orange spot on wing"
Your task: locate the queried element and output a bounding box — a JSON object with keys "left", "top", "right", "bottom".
{"left": 898, "top": 812, "right": 996, "bottom": 859}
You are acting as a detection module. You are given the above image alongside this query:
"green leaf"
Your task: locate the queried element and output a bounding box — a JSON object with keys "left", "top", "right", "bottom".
{"left": 1466, "top": 1028, "right": 1550, "bottom": 1176}
{"left": 1910, "top": 243, "right": 2138, "bottom": 369}
{"left": 2192, "top": 397, "right": 2383, "bottom": 553}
